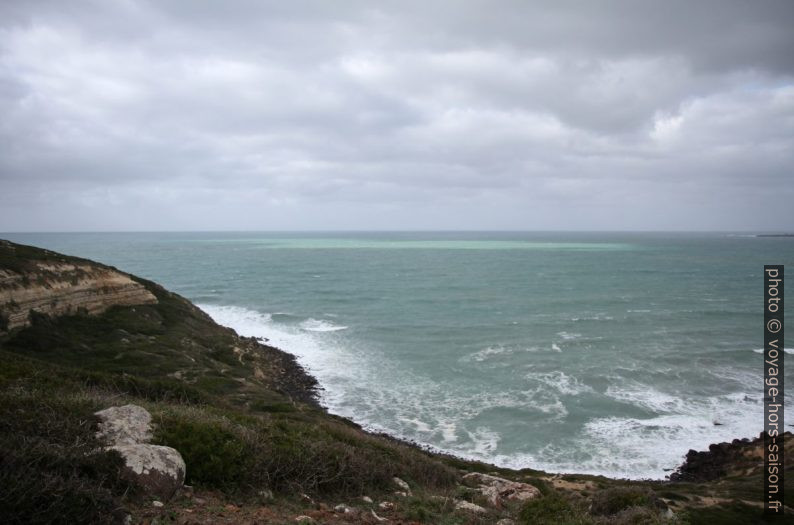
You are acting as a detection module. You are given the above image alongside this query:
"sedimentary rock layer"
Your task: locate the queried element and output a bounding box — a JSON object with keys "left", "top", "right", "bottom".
{"left": 0, "top": 253, "right": 157, "bottom": 332}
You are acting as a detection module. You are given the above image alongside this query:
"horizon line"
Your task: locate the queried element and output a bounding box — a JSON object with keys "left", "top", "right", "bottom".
{"left": 2, "top": 229, "right": 791, "bottom": 235}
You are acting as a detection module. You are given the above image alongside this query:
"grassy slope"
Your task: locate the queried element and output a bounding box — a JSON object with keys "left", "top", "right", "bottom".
{"left": 0, "top": 240, "right": 791, "bottom": 524}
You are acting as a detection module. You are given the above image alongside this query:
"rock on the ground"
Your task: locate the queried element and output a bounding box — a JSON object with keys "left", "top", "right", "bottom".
{"left": 393, "top": 476, "right": 411, "bottom": 493}
{"left": 378, "top": 501, "right": 394, "bottom": 511}
{"left": 370, "top": 509, "right": 388, "bottom": 522}
{"left": 294, "top": 516, "right": 315, "bottom": 523}
{"left": 361, "top": 496, "right": 373, "bottom": 503}
{"left": 454, "top": 500, "right": 487, "bottom": 513}
{"left": 496, "top": 519, "right": 516, "bottom": 525}
{"left": 462, "top": 472, "right": 541, "bottom": 507}
{"left": 95, "top": 404, "right": 153, "bottom": 445}
{"left": 95, "top": 404, "right": 186, "bottom": 500}
{"left": 111, "top": 443, "right": 186, "bottom": 499}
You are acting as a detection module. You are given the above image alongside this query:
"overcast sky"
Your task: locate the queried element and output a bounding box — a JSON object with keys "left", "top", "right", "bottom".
{"left": 1, "top": 1, "right": 792, "bottom": 231}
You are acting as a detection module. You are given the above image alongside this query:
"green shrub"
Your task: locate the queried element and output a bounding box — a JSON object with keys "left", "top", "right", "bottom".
{"left": 404, "top": 497, "right": 441, "bottom": 522}
{"left": 524, "top": 476, "right": 554, "bottom": 496}
{"left": 0, "top": 390, "right": 135, "bottom": 524}
{"left": 518, "top": 493, "right": 593, "bottom": 525}
{"left": 153, "top": 406, "right": 456, "bottom": 497}
{"left": 682, "top": 501, "right": 776, "bottom": 525}
{"left": 611, "top": 505, "right": 666, "bottom": 525}
{"left": 154, "top": 415, "right": 250, "bottom": 487}
{"left": 590, "top": 486, "right": 658, "bottom": 516}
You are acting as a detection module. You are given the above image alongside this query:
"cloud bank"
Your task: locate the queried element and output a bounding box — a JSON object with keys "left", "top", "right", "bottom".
{"left": 1, "top": 0, "right": 793, "bottom": 231}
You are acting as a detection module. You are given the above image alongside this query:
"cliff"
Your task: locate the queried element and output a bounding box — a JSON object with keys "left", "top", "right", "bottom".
{"left": 0, "top": 239, "right": 157, "bottom": 333}
{"left": 0, "top": 239, "right": 791, "bottom": 525}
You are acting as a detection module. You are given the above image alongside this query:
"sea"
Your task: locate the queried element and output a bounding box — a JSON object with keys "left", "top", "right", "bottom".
{"left": 3, "top": 231, "right": 792, "bottom": 480}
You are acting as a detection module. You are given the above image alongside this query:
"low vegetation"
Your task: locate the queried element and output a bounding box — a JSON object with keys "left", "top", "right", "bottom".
{"left": 0, "top": 239, "right": 791, "bottom": 524}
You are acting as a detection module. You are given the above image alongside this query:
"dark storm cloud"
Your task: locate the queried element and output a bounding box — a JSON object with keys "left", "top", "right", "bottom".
{"left": 0, "top": 0, "right": 793, "bottom": 231}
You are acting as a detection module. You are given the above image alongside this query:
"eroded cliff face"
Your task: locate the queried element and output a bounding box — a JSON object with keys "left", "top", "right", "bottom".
{"left": 0, "top": 242, "right": 157, "bottom": 332}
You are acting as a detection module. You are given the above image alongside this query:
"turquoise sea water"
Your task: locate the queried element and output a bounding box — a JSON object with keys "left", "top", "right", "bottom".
{"left": 4, "top": 231, "right": 792, "bottom": 479}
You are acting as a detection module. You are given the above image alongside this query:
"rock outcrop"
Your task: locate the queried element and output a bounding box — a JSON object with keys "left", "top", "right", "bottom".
{"left": 462, "top": 472, "right": 541, "bottom": 507}
{"left": 670, "top": 431, "right": 794, "bottom": 482}
{"left": 0, "top": 240, "right": 157, "bottom": 333}
{"left": 454, "top": 500, "right": 487, "bottom": 513}
{"left": 95, "top": 404, "right": 185, "bottom": 500}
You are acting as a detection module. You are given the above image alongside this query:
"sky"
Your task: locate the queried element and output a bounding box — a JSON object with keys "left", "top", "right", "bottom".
{"left": 1, "top": 1, "right": 793, "bottom": 232}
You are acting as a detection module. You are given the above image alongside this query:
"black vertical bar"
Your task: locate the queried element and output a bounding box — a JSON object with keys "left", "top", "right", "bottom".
{"left": 764, "top": 265, "right": 784, "bottom": 516}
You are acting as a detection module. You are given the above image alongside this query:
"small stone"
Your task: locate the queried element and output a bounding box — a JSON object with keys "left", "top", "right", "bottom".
{"left": 334, "top": 504, "right": 353, "bottom": 513}
{"left": 496, "top": 519, "right": 516, "bottom": 525}
{"left": 294, "top": 516, "right": 315, "bottom": 524}
{"left": 393, "top": 491, "right": 408, "bottom": 498}
{"left": 392, "top": 476, "right": 411, "bottom": 492}
{"left": 371, "top": 509, "right": 388, "bottom": 522}
{"left": 362, "top": 496, "right": 373, "bottom": 503}
{"left": 152, "top": 500, "right": 164, "bottom": 508}
{"left": 378, "top": 501, "right": 394, "bottom": 511}
{"left": 454, "top": 500, "right": 487, "bottom": 513}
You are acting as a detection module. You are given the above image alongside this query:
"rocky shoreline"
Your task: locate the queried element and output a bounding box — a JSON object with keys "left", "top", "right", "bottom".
{"left": 1, "top": 238, "right": 791, "bottom": 524}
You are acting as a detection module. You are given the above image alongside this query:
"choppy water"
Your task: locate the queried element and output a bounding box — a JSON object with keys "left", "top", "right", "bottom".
{"left": 4, "top": 231, "right": 792, "bottom": 479}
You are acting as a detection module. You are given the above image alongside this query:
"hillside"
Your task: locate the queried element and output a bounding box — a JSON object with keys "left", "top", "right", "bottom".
{"left": 0, "top": 239, "right": 791, "bottom": 524}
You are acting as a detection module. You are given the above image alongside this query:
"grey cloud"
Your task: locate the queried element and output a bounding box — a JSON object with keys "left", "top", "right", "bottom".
{"left": 0, "top": 1, "right": 793, "bottom": 231}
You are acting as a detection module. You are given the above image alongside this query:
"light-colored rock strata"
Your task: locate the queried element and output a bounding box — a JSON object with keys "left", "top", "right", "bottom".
{"left": 0, "top": 262, "right": 157, "bottom": 332}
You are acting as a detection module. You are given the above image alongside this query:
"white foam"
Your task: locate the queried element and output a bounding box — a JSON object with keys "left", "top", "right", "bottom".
{"left": 483, "top": 387, "right": 770, "bottom": 480}
{"left": 439, "top": 421, "right": 458, "bottom": 442}
{"left": 199, "top": 305, "right": 273, "bottom": 338}
{"left": 197, "top": 304, "right": 350, "bottom": 387}
{"left": 467, "top": 427, "right": 501, "bottom": 455}
{"left": 400, "top": 417, "right": 432, "bottom": 433}
{"left": 753, "top": 348, "right": 794, "bottom": 354}
{"left": 556, "top": 331, "right": 581, "bottom": 340}
{"left": 195, "top": 302, "right": 786, "bottom": 481}
{"left": 300, "top": 318, "right": 348, "bottom": 332}
{"left": 605, "top": 383, "right": 689, "bottom": 413}
{"left": 571, "top": 314, "right": 614, "bottom": 322}
{"left": 463, "top": 345, "right": 513, "bottom": 362}
{"left": 573, "top": 377, "right": 784, "bottom": 478}
{"left": 551, "top": 343, "right": 562, "bottom": 352}
{"left": 527, "top": 371, "right": 593, "bottom": 396}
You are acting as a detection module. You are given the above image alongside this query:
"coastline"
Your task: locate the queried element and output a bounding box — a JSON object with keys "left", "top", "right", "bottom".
{"left": 2, "top": 238, "right": 791, "bottom": 523}
{"left": 198, "top": 302, "right": 769, "bottom": 482}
